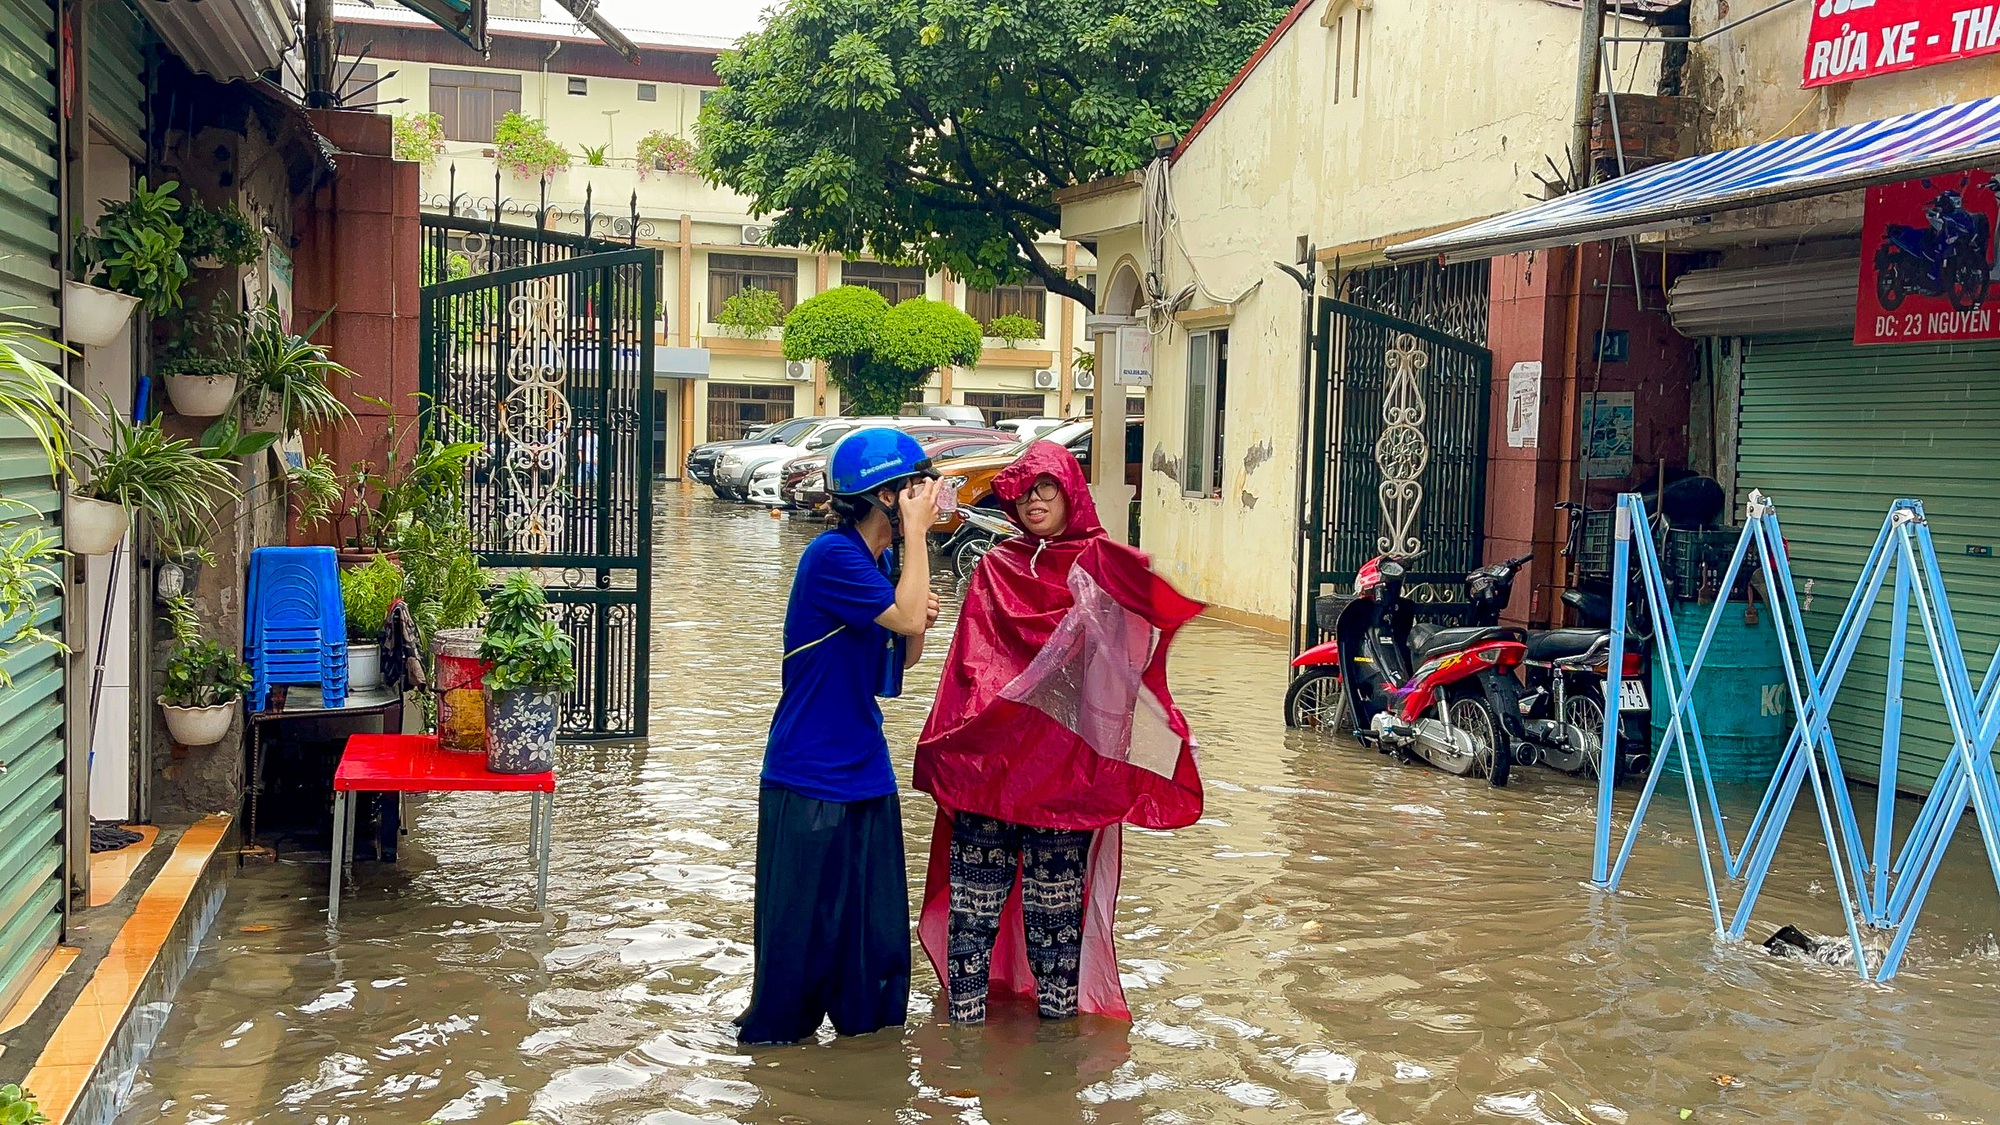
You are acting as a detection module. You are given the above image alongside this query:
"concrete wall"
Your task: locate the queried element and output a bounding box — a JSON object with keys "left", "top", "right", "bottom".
{"left": 1079, "top": 0, "right": 1658, "bottom": 623}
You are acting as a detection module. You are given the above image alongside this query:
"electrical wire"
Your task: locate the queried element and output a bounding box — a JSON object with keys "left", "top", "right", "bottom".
{"left": 1140, "top": 157, "right": 1262, "bottom": 337}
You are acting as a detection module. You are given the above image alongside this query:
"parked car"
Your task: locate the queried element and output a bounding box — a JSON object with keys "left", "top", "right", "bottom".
{"left": 714, "top": 416, "right": 859, "bottom": 500}
{"left": 995, "top": 416, "right": 1070, "bottom": 441}
{"left": 782, "top": 427, "right": 1015, "bottom": 511}
{"left": 686, "top": 417, "right": 819, "bottom": 489}
{"left": 915, "top": 403, "right": 990, "bottom": 427}
{"left": 930, "top": 417, "right": 1144, "bottom": 534}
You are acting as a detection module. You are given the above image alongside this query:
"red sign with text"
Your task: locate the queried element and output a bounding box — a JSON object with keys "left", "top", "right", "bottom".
{"left": 1804, "top": 1, "right": 2000, "bottom": 87}
{"left": 1855, "top": 170, "right": 2000, "bottom": 345}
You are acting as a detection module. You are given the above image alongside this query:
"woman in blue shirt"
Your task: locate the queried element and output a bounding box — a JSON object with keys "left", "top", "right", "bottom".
{"left": 736, "top": 428, "right": 941, "bottom": 1044}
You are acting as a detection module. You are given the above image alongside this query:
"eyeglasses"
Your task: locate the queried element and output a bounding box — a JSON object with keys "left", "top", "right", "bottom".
{"left": 1025, "top": 480, "right": 1061, "bottom": 502}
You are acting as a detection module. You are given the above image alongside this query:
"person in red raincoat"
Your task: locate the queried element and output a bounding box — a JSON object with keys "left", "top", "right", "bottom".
{"left": 914, "top": 440, "right": 1204, "bottom": 1024}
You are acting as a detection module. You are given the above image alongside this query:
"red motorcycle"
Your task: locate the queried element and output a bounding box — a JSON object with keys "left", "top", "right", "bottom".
{"left": 1285, "top": 554, "right": 1529, "bottom": 786}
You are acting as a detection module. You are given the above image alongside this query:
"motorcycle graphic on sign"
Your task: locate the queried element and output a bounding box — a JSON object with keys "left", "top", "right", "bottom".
{"left": 1855, "top": 170, "right": 2000, "bottom": 346}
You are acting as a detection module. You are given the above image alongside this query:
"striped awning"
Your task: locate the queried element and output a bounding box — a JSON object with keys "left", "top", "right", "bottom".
{"left": 1386, "top": 95, "right": 2000, "bottom": 262}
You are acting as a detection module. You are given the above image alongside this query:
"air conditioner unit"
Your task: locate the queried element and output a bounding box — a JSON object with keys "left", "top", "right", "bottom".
{"left": 1073, "top": 369, "right": 1096, "bottom": 391}
{"left": 1032, "top": 368, "right": 1058, "bottom": 390}
{"left": 784, "top": 360, "right": 813, "bottom": 382}
{"left": 740, "top": 224, "right": 768, "bottom": 246}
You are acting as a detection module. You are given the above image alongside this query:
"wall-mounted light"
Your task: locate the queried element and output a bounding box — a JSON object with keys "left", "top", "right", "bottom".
{"left": 1150, "top": 132, "right": 1178, "bottom": 158}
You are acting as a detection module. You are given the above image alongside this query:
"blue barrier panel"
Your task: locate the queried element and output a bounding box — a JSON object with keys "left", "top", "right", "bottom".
{"left": 1589, "top": 491, "right": 2000, "bottom": 982}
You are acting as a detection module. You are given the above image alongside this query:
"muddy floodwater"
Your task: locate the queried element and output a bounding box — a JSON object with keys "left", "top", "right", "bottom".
{"left": 120, "top": 491, "right": 2000, "bottom": 1124}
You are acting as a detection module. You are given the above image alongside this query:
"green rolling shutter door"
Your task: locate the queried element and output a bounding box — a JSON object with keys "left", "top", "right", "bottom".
{"left": 89, "top": 0, "right": 147, "bottom": 155}
{"left": 0, "top": 0, "right": 65, "bottom": 1014}
{"left": 1736, "top": 335, "right": 2000, "bottom": 795}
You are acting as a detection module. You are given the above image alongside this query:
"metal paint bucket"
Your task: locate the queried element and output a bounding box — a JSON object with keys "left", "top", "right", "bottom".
{"left": 434, "top": 627, "right": 490, "bottom": 754}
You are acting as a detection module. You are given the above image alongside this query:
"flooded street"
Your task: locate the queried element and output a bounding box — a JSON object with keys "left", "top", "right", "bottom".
{"left": 121, "top": 490, "right": 2000, "bottom": 1125}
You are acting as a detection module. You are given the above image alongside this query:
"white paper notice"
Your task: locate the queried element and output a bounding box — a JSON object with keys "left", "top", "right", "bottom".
{"left": 1506, "top": 361, "right": 1542, "bottom": 449}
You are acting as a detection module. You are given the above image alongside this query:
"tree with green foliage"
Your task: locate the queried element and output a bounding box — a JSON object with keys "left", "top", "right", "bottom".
{"left": 697, "top": 0, "right": 1293, "bottom": 311}
{"left": 784, "top": 286, "right": 982, "bottom": 415}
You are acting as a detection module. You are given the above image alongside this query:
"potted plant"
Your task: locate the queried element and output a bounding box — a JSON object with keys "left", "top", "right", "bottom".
{"left": 65, "top": 405, "right": 236, "bottom": 557}
{"left": 478, "top": 572, "right": 574, "bottom": 773}
{"left": 159, "top": 300, "right": 250, "bottom": 418}
{"left": 493, "top": 111, "right": 571, "bottom": 183}
{"left": 985, "top": 314, "right": 1043, "bottom": 348}
{"left": 0, "top": 1084, "right": 47, "bottom": 1125}
{"left": 239, "top": 304, "right": 355, "bottom": 436}
{"left": 340, "top": 553, "right": 402, "bottom": 690}
{"left": 158, "top": 596, "right": 251, "bottom": 746}
{"left": 67, "top": 177, "right": 189, "bottom": 347}
{"left": 334, "top": 404, "right": 483, "bottom": 561}
{"left": 392, "top": 111, "right": 447, "bottom": 168}
{"left": 180, "top": 198, "right": 261, "bottom": 270}
{"left": 635, "top": 130, "right": 696, "bottom": 178}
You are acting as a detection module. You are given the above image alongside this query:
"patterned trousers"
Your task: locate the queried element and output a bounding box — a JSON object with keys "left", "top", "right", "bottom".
{"left": 945, "top": 811, "right": 1091, "bottom": 1024}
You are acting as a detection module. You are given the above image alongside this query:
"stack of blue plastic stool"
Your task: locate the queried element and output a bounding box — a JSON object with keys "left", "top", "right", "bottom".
{"left": 245, "top": 546, "right": 348, "bottom": 711}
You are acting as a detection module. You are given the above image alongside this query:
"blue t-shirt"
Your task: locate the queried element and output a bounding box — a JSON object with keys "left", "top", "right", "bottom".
{"left": 764, "top": 525, "right": 900, "bottom": 802}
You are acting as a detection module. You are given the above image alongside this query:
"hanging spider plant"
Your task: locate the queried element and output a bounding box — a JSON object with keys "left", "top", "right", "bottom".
{"left": 0, "top": 314, "right": 77, "bottom": 478}
{"left": 69, "top": 402, "right": 239, "bottom": 538}
{"left": 238, "top": 304, "right": 356, "bottom": 436}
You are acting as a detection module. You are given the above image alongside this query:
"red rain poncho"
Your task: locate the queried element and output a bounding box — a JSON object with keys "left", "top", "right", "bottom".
{"left": 915, "top": 441, "right": 1204, "bottom": 1021}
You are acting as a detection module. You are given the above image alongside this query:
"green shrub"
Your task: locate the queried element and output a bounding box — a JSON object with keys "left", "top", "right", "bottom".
{"left": 341, "top": 554, "right": 404, "bottom": 643}
{"left": 636, "top": 130, "right": 697, "bottom": 177}
{"left": 984, "top": 314, "right": 1042, "bottom": 347}
{"left": 392, "top": 112, "right": 446, "bottom": 167}
{"left": 493, "top": 112, "right": 570, "bottom": 182}
{"left": 715, "top": 287, "right": 786, "bottom": 337}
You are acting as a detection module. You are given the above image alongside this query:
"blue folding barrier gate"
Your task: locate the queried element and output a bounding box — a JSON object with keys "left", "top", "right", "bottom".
{"left": 1591, "top": 490, "right": 2000, "bottom": 982}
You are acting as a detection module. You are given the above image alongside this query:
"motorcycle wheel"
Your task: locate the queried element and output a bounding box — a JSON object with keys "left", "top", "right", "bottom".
{"left": 1947, "top": 255, "right": 1990, "bottom": 311}
{"left": 1284, "top": 669, "right": 1350, "bottom": 732}
{"left": 1876, "top": 260, "right": 1908, "bottom": 311}
{"left": 1449, "top": 690, "right": 1510, "bottom": 787}
{"left": 955, "top": 535, "right": 995, "bottom": 581}
{"left": 1563, "top": 693, "right": 1608, "bottom": 780}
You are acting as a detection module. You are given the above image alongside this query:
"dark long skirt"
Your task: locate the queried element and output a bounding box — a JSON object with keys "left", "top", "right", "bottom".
{"left": 735, "top": 784, "right": 911, "bottom": 1044}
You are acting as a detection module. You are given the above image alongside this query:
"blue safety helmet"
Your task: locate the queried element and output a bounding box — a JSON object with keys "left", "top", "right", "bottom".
{"left": 827, "top": 427, "right": 934, "bottom": 496}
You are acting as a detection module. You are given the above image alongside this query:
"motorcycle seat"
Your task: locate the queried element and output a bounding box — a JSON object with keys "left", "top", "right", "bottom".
{"left": 1527, "top": 628, "right": 1606, "bottom": 662}
{"left": 1410, "top": 625, "right": 1524, "bottom": 662}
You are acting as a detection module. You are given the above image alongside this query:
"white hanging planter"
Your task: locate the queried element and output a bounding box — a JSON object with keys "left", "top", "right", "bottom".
{"left": 163, "top": 372, "right": 240, "bottom": 418}
{"left": 160, "top": 700, "right": 236, "bottom": 746}
{"left": 62, "top": 281, "right": 141, "bottom": 349}
{"left": 65, "top": 494, "right": 129, "bottom": 556}
{"left": 244, "top": 398, "right": 288, "bottom": 437}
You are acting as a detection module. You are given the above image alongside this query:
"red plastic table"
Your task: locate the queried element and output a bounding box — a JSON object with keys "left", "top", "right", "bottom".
{"left": 329, "top": 733, "right": 555, "bottom": 926}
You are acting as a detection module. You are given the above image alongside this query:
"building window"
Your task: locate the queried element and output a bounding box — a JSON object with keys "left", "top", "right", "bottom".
{"left": 843, "top": 260, "right": 926, "bottom": 304}
{"left": 1183, "top": 330, "right": 1227, "bottom": 498}
{"left": 707, "top": 253, "right": 798, "bottom": 316}
{"left": 962, "top": 392, "right": 1048, "bottom": 425}
{"left": 638, "top": 83, "right": 658, "bottom": 102}
{"left": 965, "top": 280, "right": 1045, "bottom": 331}
{"left": 337, "top": 61, "right": 379, "bottom": 105}
{"left": 707, "top": 383, "right": 794, "bottom": 441}
{"left": 429, "top": 68, "right": 523, "bottom": 142}
{"left": 568, "top": 76, "right": 588, "bottom": 95}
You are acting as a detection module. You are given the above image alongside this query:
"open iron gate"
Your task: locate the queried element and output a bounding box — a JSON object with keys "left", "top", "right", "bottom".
{"left": 419, "top": 214, "right": 656, "bottom": 740}
{"left": 1296, "top": 263, "right": 1492, "bottom": 656}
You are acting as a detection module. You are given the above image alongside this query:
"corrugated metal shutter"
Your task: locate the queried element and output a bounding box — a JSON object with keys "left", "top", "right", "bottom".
{"left": 88, "top": 0, "right": 147, "bottom": 156}
{"left": 1736, "top": 335, "right": 2000, "bottom": 795}
{"left": 1667, "top": 259, "right": 1858, "bottom": 338}
{"left": 0, "top": 0, "right": 65, "bottom": 1014}
{"left": 0, "top": 0, "right": 61, "bottom": 327}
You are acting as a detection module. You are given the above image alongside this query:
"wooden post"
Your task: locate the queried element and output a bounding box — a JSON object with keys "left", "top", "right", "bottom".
{"left": 814, "top": 254, "right": 830, "bottom": 413}
{"left": 1058, "top": 241, "right": 1078, "bottom": 416}
{"left": 938, "top": 270, "right": 956, "bottom": 404}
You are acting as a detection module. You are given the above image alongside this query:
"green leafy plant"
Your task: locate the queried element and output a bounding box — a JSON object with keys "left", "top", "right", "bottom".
{"left": 288, "top": 449, "right": 343, "bottom": 531}
{"left": 239, "top": 304, "right": 356, "bottom": 436}
{"left": 341, "top": 554, "right": 404, "bottom": 643}
{"left": 76, "top": 177, "right": 190, "bottom": 315}
{"left": 158, "top": 297, "right": 248, "bottom": 380}
{"left": 0, "top": 1083, "right": 48, "bottom": 1125}
{"left": 338, "top": 401, "right": 483, "bottom": 550}
{"left": 1072, "top": 346, "right": 1094, "bottom": 374}
{"left": 984, "top": 314, "right": 1042, "bottom": 347}
{"left": 393, "top": 111, "right": 447, "bottom": 167}
{"left": 0, "top": 503, "right": 66, "bottom": 686}
{"left": 493, "top": 111, "right": 571, "bottom": 182}
{"left": 786, "top": 288, "right": 981, "bottom": 414}
{"left": 180, "top": 198, "right": 261, "bottom": 268}
{"left": 635, "top": 130, "right": 697, "bottom": 177}
{"left": 480, "top": 573, "right": 575, "bottom": 692}
{"left": 581, "top": 143, "right": 610, "bottom": 166}
{"left": 394, "top": 515, "right": 486, "bottom": 647}
{"left": 160, "top": 597, "right": 251, "bottom": 708}
{"left": 715, "top": 286, "right": 785, "bottom": 338}
{"left": 0, "top": 315, "right": 77, "bottom": 477}
{"left": 68, "top": 405, "right": 238, "bottom": 534}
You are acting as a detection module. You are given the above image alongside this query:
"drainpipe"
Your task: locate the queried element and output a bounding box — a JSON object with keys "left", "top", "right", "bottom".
{"left": 540, "top": 42, "right": 561, "bottom": 122}
{"left": 1569, "top": 0, "right": 1605, "bottom": 190}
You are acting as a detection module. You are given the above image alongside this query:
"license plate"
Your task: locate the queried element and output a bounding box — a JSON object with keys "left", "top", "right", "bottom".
{"left": 1615, "top": 679, "right": 1650, "bottom": 713}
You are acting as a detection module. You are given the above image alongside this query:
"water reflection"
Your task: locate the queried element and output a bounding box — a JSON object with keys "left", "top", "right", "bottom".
{"left": 119, "top": 490, "right": 2000, "bottom": 1124}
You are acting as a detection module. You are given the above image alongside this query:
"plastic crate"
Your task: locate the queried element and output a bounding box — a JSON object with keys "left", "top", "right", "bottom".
{"left": 1666, "top": 526, "right": 1753, "bottom": 603}
{"left": 1575, "top": 509, "right": 1617, "bottom": 577}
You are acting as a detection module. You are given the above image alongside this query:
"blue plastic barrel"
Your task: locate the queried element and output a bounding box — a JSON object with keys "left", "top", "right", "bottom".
{"left": 1652, "top": 600, "right": 1789, "bottom": 783}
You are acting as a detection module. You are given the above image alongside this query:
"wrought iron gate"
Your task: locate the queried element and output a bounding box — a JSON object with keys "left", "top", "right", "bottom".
{"left": 419, "top": 213, "right": 656, "bottom": 740}
{"left": 1296, "top": 262, "right": 1492, "bottom": 654}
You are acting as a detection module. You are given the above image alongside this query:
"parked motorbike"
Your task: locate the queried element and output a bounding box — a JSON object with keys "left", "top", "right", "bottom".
{"left": 1875, "top": 181, "right": 1995, "bottom": 313}
{"left": 937, "top": 505, "right": 1018, "bottom": 580}
{"left": 1293, "top": 554, "right": 1528, "bottom": 785}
